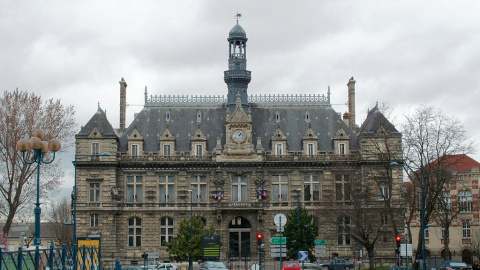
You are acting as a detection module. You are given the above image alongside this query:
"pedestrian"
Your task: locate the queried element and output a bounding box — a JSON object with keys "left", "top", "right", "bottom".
{"left": 473, "top": 260, "right": 479, "bottom": 270}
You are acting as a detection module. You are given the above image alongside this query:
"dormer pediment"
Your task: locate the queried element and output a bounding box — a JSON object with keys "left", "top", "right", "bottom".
{"left": 272, "top": 128, "right": 287, "bottom": 141}
{"left": 128, "top": 127, "right": 143, "bottom": 141}
{"left": 228, "top": 105, "right": 249, "bottom": 122}
{"left": 303, "top": 126, "right": 318, "bottom": 141}
{"left": 88, "top": 126, "right": 103, "bottom": 139}
{"left": 334, "top": 128, "right": 349, "bottom": 140}
{"left": 192, "top": 127, "right": 207, "bottom": 141}
{"left": 160, "top": 128, "right": 175, "bottom": 141}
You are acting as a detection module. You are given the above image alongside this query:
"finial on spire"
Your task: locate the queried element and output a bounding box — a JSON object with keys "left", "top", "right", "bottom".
{"left": 235, "top": 13, "right": 242, "bottom": 24}
{"left": 98, "top": 101, "right": 101, "bottom": 110}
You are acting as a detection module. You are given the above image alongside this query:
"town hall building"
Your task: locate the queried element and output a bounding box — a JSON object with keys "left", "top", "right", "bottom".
{"left": 74, "top": 18, "right": 405, "bottom": 268}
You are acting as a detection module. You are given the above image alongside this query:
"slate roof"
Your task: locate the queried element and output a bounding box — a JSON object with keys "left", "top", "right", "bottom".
{"left": 358, "top": 104, "right": 399, "bottom": 136}
{"left": 116, "top": 101, "right": 356, "bottom": 154}
{"left": 76, "top": 107, "right": 118, "bottom": 139}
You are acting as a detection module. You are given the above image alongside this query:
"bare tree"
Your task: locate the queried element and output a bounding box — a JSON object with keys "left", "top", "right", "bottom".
{"left": 402, "top": 105, "right": 474, "bottom": 268}
{"left": 0, "top": 89, "right": 76, "bottom": 235}
{"left": 47, "top": 196, "right": 73, "bottom": 246}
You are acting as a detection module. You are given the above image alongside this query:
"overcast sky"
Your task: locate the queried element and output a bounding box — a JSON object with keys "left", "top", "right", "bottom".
{"left": 2, "top": 1, "right": 479, "bottom": 197}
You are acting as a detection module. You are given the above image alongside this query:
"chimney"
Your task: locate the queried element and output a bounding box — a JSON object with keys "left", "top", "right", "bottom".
{"left": 343, "top": 112, "right": 350, "bottom": 127}
{"left": 347, "top": 77, "right": 356, "bottom": 132}
{"left": 119, "top": 77, "right": 127, "bottom": 132}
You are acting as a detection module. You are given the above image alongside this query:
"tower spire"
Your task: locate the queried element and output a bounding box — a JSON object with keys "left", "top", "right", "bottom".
{"left": 225, "top": 15, "right": 251, "bottom": 112}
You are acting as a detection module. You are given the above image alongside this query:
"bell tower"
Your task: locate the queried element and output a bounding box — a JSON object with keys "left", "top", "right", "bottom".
{"left": 224, "top": 14, "right": 251, "bottom": 112}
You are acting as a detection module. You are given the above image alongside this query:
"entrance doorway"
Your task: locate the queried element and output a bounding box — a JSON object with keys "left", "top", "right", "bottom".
{"left": 228, "top": 216, "right": 251, "bottom": 259}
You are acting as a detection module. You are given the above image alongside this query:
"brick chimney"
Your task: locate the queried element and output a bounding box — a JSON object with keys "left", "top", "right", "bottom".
{"left": 347, "top": 77, "right": 356, "bottom": 132}
{"left": 119, "top": 77, "right": 127, "bottom": 132}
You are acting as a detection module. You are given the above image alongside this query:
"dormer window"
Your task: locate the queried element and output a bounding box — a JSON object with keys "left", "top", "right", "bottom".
{"left": 275, "top": 143, "right": 283, "bottom": 155}
{"left": 305, "top": 112, "right": 310, "bottom": 122}
{"left": 197, "top": 111, "right": 202, "bottom": 122}
{"left": 339, "top": 143, "right": 346, "bottom": 155}
{"left": 131, "top": 144, "right": 139, "bottom": 156}
{"left": 166, "top": 110, "right": 171, "bottom": 121}
{"left": 275, "top": 111, "right": 280, "bottom": 122}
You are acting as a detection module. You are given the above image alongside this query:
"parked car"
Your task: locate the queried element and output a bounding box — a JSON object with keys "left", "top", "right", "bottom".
{"left": 319, "top": 259, "right": 354, "bottom": 270}
{"left": 303, "top": 263, "right": 323, "bottom": 270}
{"left": 199, "top": 261, "right": 228, "bottom": 270}
{"left": 438, "top": 261, "right": 472, "bottom": 270}
{"left": 282, "top": 261, "right": 301, "bottom": 270}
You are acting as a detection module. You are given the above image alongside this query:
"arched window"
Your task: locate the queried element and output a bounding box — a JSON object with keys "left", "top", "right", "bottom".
{"left": 160, "top": 217, "right": 174, "bottom": 246}
{"left": 275, "top": 111, "right": 280, "bottom": 122}
{"left": 197, "top": 111, "right": 202, "bottom": 122}
{"left": 128, "top": 217, "right": 141, "bottom": 247}
{"left": 305, "top": 112, "right": 310, "bottom": 122}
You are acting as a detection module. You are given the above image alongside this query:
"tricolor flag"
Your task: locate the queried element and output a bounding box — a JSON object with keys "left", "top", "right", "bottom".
{"left": 261, "top": 189, "right": 268, "bottom": 199}
{"left": 165, "top": 194, "right": 169, "bottom": 200}
{"left": 278, "top": 194, "right": 283, "bottom": 199}
{"left": 132, "top": 194, "right": 137, "bottom": 200}
{"left": 215, "top": 191, "right": 224, "bottom": 200}
{"left": 256, "top": 189, "right": 262, "bottom": 199}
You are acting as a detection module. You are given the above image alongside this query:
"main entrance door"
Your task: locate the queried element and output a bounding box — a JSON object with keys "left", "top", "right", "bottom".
{"left": 228, "top": 216, "right": 251, "bottom": 258}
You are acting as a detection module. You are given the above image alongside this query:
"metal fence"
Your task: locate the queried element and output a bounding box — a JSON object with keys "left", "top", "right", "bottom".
{"left": 0, "top": 244, "right": 100, "bottom": 270}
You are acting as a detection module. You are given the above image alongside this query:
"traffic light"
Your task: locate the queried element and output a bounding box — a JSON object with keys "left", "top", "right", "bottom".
{"left": 141, "top": 253, "right": 148, "bottom": 259}
{"left": 257, "top": 233, "right": 263, "bottom": 246}
{"left": 355, "top": 258, "right": 359, "bottom": 262}
{"left": 395, "top": 235, "right": 401, "bottom": 248}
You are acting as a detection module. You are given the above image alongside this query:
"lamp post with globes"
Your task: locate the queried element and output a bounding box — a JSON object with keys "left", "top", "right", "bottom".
{"left": 188, "top": 189, "right": 193, "bottom": 270}
{"left": 391, "top": 161, "right": 426, "bottom": 270}
{"left": 17, "top": 129, "right": 61, "bottom": 269}
{"left": 294, "top": 188, "right": 301, "bottom": 255}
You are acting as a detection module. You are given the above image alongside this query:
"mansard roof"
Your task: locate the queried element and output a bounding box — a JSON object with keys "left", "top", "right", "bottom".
{"left": 358, "top": 104, "right": 399, "bottom": 136}
{"left": 76, "top": 107, "right": 117, "bottom": 139}
{"left": 117, "top": 94, "right": 357, "bottom": 154}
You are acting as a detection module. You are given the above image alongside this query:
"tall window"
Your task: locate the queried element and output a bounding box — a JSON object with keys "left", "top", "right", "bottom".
{"left": 307, "top": 144, "right": 314, "bottom": 155}
{"left": 232, "top": 176, "right": 247, "bottom": 202}
{"left": 335, "top": 174, "right": 351, "bottom": 201}
{"left": 381, "top": 213, "right": 389, "bottom": 226}
{"left": 163, "top": 144, "right": 171, "bottom": 156}
{"left": 128, "top": 218, "right": 141, "bottom": 247}
{"left": 438, "top": 191, "right": 451, "bottom": 212}
{"left": 191, "top": 176, "right": 207, "bottom": 202}
{"left": 442, "top": 226, "right": 445, "bottom": 238}
{"left": 90, "top": 214, "right": 98, "bottom": 228}
{"left": 459, "top": 191, "right": 473, "bottom": 212}
{"left": 131, "top": 144, "right": 139, "bottom": 156}
{"left": 377, "top": 182, "right": 389, "bottom": 200}
{"left": 91, "top": 142, "right": 99, "bottom": 155}
{"left": 338, "top": 217, "right": 351, "bottom": 245}
{"left": 160, "top": 217, "right": 174, "bottom": 246}
{"left": 273, "top": 175, "right": 288, "bottom": 202}
{"left": 127, "top": 176, "right": 143, "bottom": 202}
{"left": 339, "top": 143, "right": 346, "bottom": 155}
{"left": 425, "top": 228, "right": 429, "bottom": 238}
{"left": 463, "top": 222, "right": 471, "bottom": 238}
{"left": 275, "top": 143, "right": 284, "bottom": 155}
{"left": 304, "top": 175, "right": 320, "bottom": 201}
{"left": 159, "top": 176, "right": 175, "bottom": 202}
{"left": 89, "top": 183, "right": 100, "bottom": 202}
{"left": 195, "top": 145, "right": 203, "bottom": 156}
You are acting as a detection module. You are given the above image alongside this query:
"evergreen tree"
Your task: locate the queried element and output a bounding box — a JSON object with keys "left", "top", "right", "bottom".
{"left": 166, "top": 214, "right": 216, "bottom": 268}
{"left": 283, "top": 206, "right": 318, "bottom": 261}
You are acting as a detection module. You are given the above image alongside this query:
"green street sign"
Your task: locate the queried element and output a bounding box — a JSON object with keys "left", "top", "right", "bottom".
{"left": 314, "top": 239, "right": 327, "bottom": 245}
{"left": 270, "top": 237, "right": 286, "bottom": 245}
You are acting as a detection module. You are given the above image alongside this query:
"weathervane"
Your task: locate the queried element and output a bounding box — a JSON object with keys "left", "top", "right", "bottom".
{"left": 235, "top": 13, "right": 241, "bottom": 23}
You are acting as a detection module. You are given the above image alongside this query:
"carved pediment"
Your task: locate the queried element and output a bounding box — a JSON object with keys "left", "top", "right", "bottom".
{"left": 191, "top": 127, "right": 207, "bottom": 141}
{"left": 128, "top": 126, "right": 143, "bottom": 141}
{"left": 272, "top": 127, "right": 287, "bottom": 141}
{"left": 334, "top": 128, "right": 348, "bottom": 140}
{"left": 303, "top": 125, "right": 318, "bottom": 140}
{"left": 88, "top": 127, "right": 103, "bottom": 139}
{"left": 160, "top": 128, "right": 175, "bottom": 141}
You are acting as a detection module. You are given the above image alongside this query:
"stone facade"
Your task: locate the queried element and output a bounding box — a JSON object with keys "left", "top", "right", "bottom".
{"left": 74, "top": 20, "right": 405, "bottom": 268}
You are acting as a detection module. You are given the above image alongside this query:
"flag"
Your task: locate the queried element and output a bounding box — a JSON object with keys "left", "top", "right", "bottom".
{"left": 197, "top": 194, "right": 201, "bottom": 199}
{"left": 132, "top": 194, "right": 137, "bottom": 201}
{"left": 214, "top": 191, "right": 223, "bottom": 200}
{"left": 262, "top": 189, "right": 268, "bottom": 199}
{"left": 256, "top": 189, "right": 262, "bottom": 199}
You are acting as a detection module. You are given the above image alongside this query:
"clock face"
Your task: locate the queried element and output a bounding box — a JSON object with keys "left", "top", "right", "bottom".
{"left": 232, "top": 129, "right": 245, "bottom": 143}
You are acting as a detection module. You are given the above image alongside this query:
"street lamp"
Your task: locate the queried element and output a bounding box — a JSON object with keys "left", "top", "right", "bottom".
{"left": 17, "top": 129, "right": 61, "bottom": 270}
{"left": 17, "top": 129, "right": 61, "bottom": 247}
{"left": 294, "top": 188, "right": 301, "bottom": 255}
{"left": 391, "top": 161, "right": 426, "bottom": 270}
{"left": 188, "top": 189, "right": 193, "bottom": 270}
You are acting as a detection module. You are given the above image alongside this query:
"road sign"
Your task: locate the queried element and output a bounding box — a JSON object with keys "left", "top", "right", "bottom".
{"left": 314, "top": 239, "right": 327, "bottom": 245}
{"left": 274, "top": 214, "right": 287, "bottom": 227}
{"left": 299, "top": 251, "right": 308, "bottom": 261}
{"left": 270, "top": 253, "right": 288, "bottom": 258}
{"left": 277, "top": 226, "right": 284, "bottom": 232}
{"left": 11, "top": 226, "right": 28, "bottom": 232}
{"left": 270, "top": 237, "right": 286, "bottom": 245}
{"left": 147, "top": 252, "right": 159, "bottom": 259}
{"left": 315, "top": 244, "right": 326, "bottom": 249}
{"left": 400, "top": 243, "right": 413, "bottom": 256}
{"left": 315, "top": 249, "right": 327, "bottom": 254}
{"left": 270, "top": 244, "right": 287, "bottom": 248}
